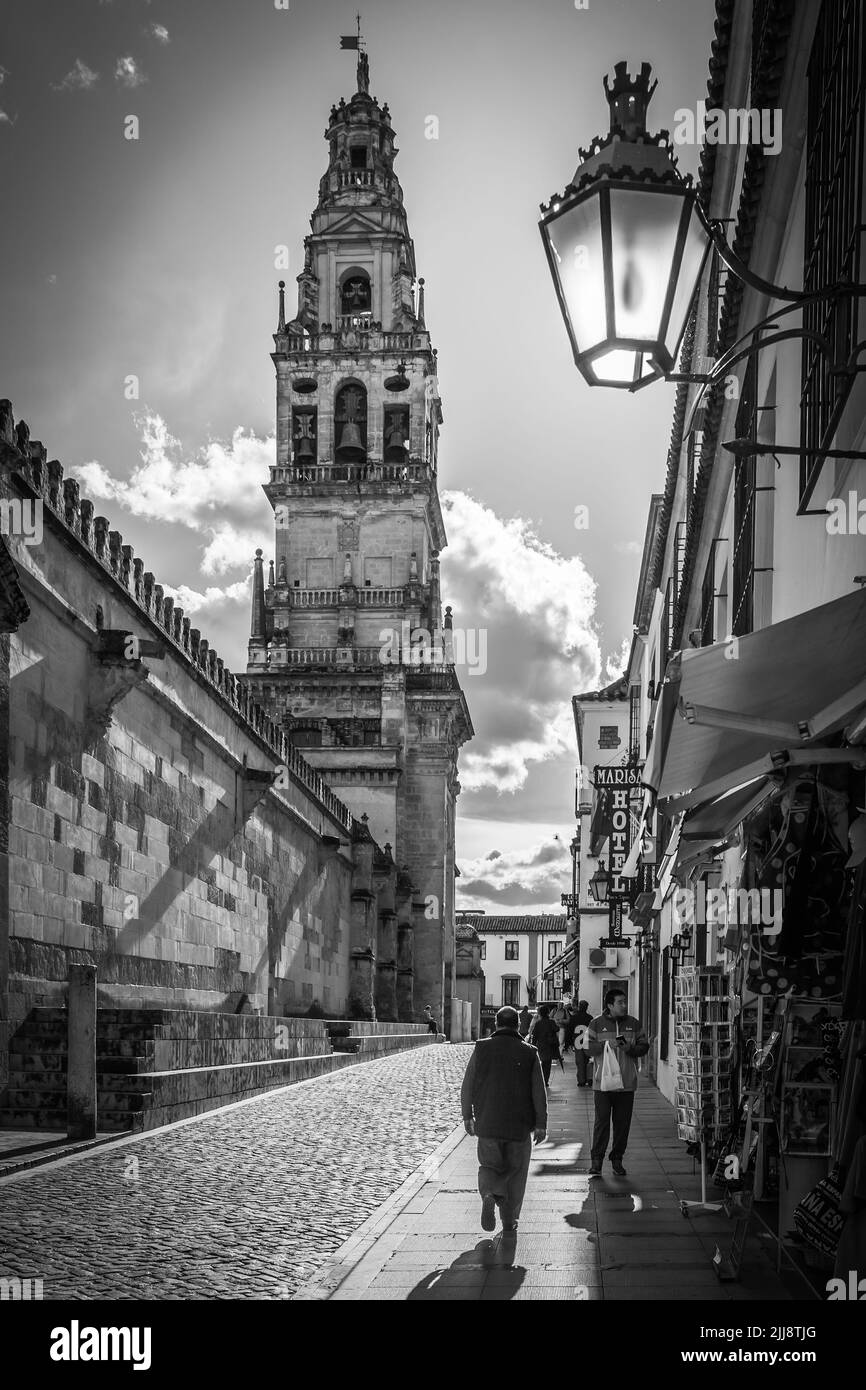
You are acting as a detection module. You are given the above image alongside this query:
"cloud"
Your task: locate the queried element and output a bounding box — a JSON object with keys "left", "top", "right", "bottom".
{"left": 439, "top": 491, "right": 601, "bottom": 793}
{"left": 73, "top": 411, "right": 274, "bottom": 575}
{"left": 53, "top": 60, "right": 99, "bottom": 92}
{"left": 115, "top": 56, "right": 146, "bottom": 88}
{"left": 614, "top": 540, "right": 642, "bottom": 556}
{"left": 0, "top": 108, "right": 16, "bottom": 127}
{"left": 456, "top": 838, "right": 572, "bottom": 914}
{"left": 604, "top": 635, "right": 631, "bottom": 684}
{"left": 0, "top": 65, "right": 9, "bottom": 85}
{"left": 150, "top": 23, "right": 170, "bottom": 43}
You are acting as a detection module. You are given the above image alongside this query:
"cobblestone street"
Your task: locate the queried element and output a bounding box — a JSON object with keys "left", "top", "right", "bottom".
{"left": 0, "top": 1046, "right": 471, "bottom": 1301}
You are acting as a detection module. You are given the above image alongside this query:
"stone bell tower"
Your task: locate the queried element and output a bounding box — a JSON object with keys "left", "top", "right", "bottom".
{"left": 242, "top": 48, "right": 473, "bottom": 1030}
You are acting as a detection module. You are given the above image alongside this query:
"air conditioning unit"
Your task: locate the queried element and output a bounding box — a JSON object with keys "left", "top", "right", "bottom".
{"left": 588, "top": 947, "right": 618, "bottom": 969}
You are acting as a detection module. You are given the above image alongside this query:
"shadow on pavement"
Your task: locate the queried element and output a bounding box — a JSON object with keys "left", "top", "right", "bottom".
{"left": 406, "top": 1239, "right": 526, "bottom": 1300}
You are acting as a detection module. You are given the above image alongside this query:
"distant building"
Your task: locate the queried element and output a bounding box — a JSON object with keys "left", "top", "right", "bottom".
{"left": 457, "top": 914, "right": 570, "bottom": 1029}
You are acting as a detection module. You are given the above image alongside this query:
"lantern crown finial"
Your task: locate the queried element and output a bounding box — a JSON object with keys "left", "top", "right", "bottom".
{"left": 603, "top": 61, "right": 658, "bottom": 139}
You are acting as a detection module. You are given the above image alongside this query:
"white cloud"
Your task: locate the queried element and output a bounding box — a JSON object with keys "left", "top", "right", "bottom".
{"left": 0, "top": 108, "right": 16, "bottom": 126}
{"left": 53, "top": 60, "right": 99, "bottom": 92}
{"left": 150, "top": 23, "right": 170, "bottom": 43}
{"left": 73, "top": 411, "right": 274, "bottom": 575}
{"left": 456, "top": 837, "right": 572, "bottom": 914}
{"left": 115, "top": 56, "right": 146, "bottom": 88}
{"left": 440, "top": 491, "right": 601, "bottom": 794}
{"left": 604, "top": 635, "right": 631, "bottom": 684}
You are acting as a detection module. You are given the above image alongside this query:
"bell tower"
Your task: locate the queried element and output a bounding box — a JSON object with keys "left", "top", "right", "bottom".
{"left": 243, "top": 48, "right": 473, "bottom": 1029}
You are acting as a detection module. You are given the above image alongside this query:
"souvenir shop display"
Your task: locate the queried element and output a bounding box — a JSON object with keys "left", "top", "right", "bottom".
{"left": 674, "top": 966, "right": 732, "bottom": 1219}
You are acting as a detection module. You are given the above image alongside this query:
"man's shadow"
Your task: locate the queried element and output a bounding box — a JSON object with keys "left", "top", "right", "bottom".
{"left": 406, "top": 1239, "right": 526, "bottom": 1300}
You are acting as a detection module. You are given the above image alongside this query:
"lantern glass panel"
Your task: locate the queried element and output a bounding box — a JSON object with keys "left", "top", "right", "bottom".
{"left": 546, "top": 194, "right": 607, "bottom": 355}
{"left": 591, "top": 347, "right": 642, "bottom": 385}
{"left": 609, "top": 188, "right": 685, "bottom": 343}
{"left": 663, "top": 202, "right": 711, "bottom": 365}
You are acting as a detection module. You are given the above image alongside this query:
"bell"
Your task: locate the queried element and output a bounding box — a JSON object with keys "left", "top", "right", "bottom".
{"left": 384, "top": 425, "right": 407, "bottom": 463}
{"left": 294, "top": 434, "right": 315, "bottom": 462}
{"left": 337, "top": 420, "right": 365, "bottom": 463}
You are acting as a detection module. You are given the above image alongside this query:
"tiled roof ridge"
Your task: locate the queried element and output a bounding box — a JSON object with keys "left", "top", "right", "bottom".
{"left": 0, "top": 399, "right": 353, "bottom": 831}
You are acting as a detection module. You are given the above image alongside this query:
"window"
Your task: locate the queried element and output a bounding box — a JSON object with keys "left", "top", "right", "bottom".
{"left": 732, "top": 357, "right": 757, "bottom": 637}
{"left": 478, "top": 941, "right": 486, "bottom": 960}
{"left": 292, "top": 727, "right": 322, "bottom": 748}
{"left": 800, "top": 0, "right": 864, "bottom": 509}
{"left": 504, "top": 940, "right": 519, "bottom": 960}
{"left": 628, "top": 684, "right": 641, "bottom": 764}
{"left": 547, "top": 940, "right": 562, "bottom": 961}
{"left": 349, "top": 144, "right": 368, "bottom": 169}
{"left": 700, "top": 540, "right": 719, "bottom": 646}
{"left": 659, "top": 948, "right": 670, "bottom": 1062}
{"left": 502, "top": 977, "right": 520, "bottom": 1007}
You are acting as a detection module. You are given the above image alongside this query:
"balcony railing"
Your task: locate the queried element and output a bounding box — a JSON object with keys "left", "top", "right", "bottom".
{"left": 269, "top": 461, "right": 432, "bottom": 486}
{"left": 289, "top": 589, "right": 340, "bottom": 607}
{"left": 357, "top": 587, "right": 404, "bottom": 605}
{"left": 265, "top": 645, "right": 455, "bottom": 673}
{"left": 282, "top": 329, "right": 427, "bottom": 354}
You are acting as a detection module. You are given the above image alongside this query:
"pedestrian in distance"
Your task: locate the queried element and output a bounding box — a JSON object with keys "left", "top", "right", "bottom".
{"left": 517, "top": 1004, "right": 531, "bottom": 1039}
{"left": 562, "top": 999, "right": 579, "bottom": 1054}
{"left": 461, "top": 1005, "right": 548, "bottom": 1235}
{"left": 552, "top": 999, "right": 569, "bottom": 1055}
{"left": 586, "top": 988, "right": 649, "bottom": 1177}
{"left": 572, "top": 998, "right": 593, "bottom": 1087}
{"left": 527, "top": 1002, "right": 561, "bottom": 1085}
{"left": 424, "top": 1004, "right": 438, "bottom": 1035}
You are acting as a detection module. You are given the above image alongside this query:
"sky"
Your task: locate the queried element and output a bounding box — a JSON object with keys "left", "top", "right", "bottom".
{"left": 0, "top": 0, "right": 717, "bottom": 913}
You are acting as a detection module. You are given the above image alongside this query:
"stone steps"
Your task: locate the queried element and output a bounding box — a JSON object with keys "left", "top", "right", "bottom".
{"left": 0, "top": 1008, "right": 439, "bottom": 1133}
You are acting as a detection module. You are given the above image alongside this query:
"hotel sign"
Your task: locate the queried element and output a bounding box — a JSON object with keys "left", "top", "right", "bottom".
{"left": 593, "top": 765, "right": 643, "bottom": 897}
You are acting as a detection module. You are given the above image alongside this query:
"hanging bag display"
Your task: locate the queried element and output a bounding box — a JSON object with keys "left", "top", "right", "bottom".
{"left": 600, "top": 1040, "right": 624, "bottom": 1092}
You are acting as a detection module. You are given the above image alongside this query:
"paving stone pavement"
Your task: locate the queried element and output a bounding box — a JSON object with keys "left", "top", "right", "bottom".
{"left": 0, "top": 1044, "right": 472, "bottom": 1301}
{"left": 315, "top": 1067, "right": 815, "bottom": 1302}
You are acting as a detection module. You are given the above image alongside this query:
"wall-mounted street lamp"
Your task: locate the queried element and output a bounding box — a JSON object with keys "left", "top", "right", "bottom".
{"left": 539, "top": 61, "right": 866, "bottom": 403}
{"left": 588, "top": 860, "right": 610, "bottom": 904}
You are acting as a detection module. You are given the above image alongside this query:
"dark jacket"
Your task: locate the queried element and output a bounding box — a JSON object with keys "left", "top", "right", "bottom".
{"left": 517, "top": 1008, "right": 531, "bottom": 1039}
{"left": 587, "top": 1010, "right": 649, "bottom": 1091}
{"left": 527, "top": 1013, "right": 560, "bottom": 1062}
{"left": 460, "top": 1027, "right": 548, "bottom": 1141}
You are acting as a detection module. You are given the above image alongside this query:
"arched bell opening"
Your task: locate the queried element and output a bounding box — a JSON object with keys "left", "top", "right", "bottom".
{"left": 292, "top": 407, "right": 317, "bottom": 465}
{"left": 340, "top": 270, "right": 371, "bottom": 317}
{"left": 383, "top": 405, "right": 409, "bottom": 463}
{"left": 335, "top": 382, "right": 367, "bottom": 465}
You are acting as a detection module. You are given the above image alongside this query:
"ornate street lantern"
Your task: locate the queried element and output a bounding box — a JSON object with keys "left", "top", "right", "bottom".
{"left": 539, "top": 62, "right": 712, "bottom": 390}
{"left": 588, "top": 860, "right": 610, "bottom": 905}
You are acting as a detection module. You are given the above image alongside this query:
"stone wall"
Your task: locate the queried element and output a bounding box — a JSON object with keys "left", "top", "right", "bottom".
{"left": 0, "top": 401, "right": 418, "bottom": 1085}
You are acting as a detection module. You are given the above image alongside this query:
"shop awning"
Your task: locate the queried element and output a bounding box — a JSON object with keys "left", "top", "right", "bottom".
{"left": 644, "top": 588, "right": 866, "bottom": 814}
{"left": 542, "top": 940, "right": 578, "bottom": 976}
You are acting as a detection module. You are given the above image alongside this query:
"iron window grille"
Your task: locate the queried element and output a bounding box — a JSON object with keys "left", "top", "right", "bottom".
{"left": 732, "top": 356, "right": 758, "bottom": 637}
{"left": 800, "top": 0, "right": 865, "bottom": 509}
{"left": 628, "top": 684, "right": 641, "bottom": 764}
{"left": 700, "top": 539, "right": 719, "bottom": 646}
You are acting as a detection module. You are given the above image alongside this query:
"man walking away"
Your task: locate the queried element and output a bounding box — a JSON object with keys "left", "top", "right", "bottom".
{"left": 572, "top": 998, "right": 593, "bottom": 1087}
{"left": 586, "top": 988, "right": 648, "bottom": 1176}
{"left": 461, "top": 1006, "right": 548, "bottom": 1234}
{"left": 517, "top": 1004, "right": 531, "bottom": 1039}
{"left": 527, "top": 1003, "right": 560, "bottom": 1085}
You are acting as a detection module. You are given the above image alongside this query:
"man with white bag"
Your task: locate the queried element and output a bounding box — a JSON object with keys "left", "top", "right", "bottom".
{"left": 586, "top": 988, "right": 649, "bottom": 1178}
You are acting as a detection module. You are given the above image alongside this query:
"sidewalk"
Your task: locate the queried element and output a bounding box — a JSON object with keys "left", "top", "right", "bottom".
{"left": 309, "top": 1063, "right": 812, "bottom": 1302}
